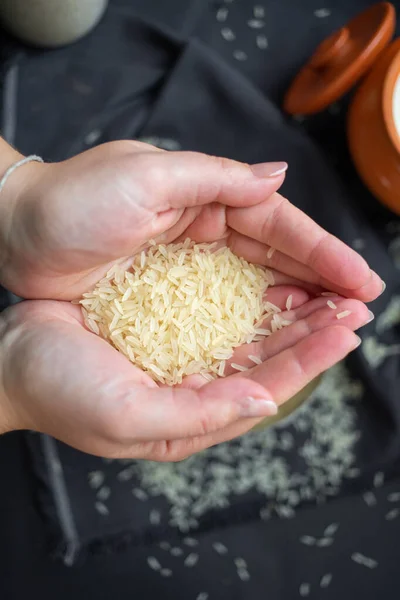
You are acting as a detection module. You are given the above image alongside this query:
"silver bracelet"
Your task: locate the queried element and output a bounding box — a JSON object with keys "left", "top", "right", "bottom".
{"left": 0, "top": 154, "right": 44, "bottom": 193}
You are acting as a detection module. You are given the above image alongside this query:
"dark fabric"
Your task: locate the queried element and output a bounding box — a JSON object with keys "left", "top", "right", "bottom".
{"left": 1, "top": 0, "right": 400, "bottom": 598}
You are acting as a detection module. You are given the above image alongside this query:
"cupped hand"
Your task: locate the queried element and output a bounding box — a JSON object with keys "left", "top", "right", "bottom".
{"left": 0, "top": 287, "right": 370, "bottom": 461}
{"left": 0, "top": 141, "right": 384, "bottom": 302}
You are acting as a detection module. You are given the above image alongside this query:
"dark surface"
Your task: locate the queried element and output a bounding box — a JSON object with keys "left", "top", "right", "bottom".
{"left": 1, "top": 1, "right": 400, "bottom": 598}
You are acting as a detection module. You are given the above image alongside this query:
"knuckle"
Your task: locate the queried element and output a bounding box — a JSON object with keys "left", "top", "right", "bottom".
{"left": 98, "top": 394, "right": 136, "bottom": 445}
{"left": 297, "top": 318, "right": 313, "bottom": 338}
{"left": 99, "top": 416, "right": 127, "bottom": 445}
{"left": 307, "top": 233, "right": 329, "bottom": 271}
{"left": 290, "top": 347, "right": 310, "bottom": 381}
{"left": 260, "top": 195, "right": 288, "bottom": 241}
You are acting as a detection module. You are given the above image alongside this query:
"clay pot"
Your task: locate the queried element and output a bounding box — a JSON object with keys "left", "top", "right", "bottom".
{"left": 0, "top": 0, "right": 109, "bottom": 48}
{"left": 348, "top": 39, "right": 400, "bottom": 215}
{"left": 284, "top": 2, "right": 400, "bottom": 215}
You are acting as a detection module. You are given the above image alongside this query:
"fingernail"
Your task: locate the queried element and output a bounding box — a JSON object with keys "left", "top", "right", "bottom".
{"left": 240, "top": 397, "right": 278, "bottom": 418}
{"left": 353, "top": 335, "right": 362, "bottom": 349}
{"left": 250, "top": 162, "right": 288, "bottom": 178}
{"left": 381, "top": 280, "right": 386, "bottom": 294}
{"left": 366, "top": 310, "right": 375, "bottom": 324}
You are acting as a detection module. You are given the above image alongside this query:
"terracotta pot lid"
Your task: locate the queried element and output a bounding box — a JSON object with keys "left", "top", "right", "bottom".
{"left": 284, "top": 2, "right": 396, "bottom": 115}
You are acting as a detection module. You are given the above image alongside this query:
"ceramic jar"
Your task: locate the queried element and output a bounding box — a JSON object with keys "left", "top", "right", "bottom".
{"left": 348, "top": 38, "right": 400, "bottom": 215}
{"left": 0, "top": 0, "right": 109, "bottom": 48}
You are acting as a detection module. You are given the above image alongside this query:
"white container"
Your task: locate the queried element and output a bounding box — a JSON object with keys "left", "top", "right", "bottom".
{"left": 0, "top": 0, "right": 108, "bottom": 48}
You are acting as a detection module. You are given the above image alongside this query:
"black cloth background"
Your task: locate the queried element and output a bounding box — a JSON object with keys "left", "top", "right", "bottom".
{"left": 1, "top": 0, "right": 400, "bottom": 599}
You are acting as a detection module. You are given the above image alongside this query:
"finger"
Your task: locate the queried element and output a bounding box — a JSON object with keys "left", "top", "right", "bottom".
{"left": 261, "top": 270, "right": 323, "bottom": 294}
{"left": 184, "top": 324, "right": 362, "bottom": 455}
{"left": 263, "top": 284, "right": 311, "bottom": 309}
{"left": 226, "top": 230, "right": 381, "bottom": 302}
{"left": 224, "top": 297, "right": 370, "bottom": 374}
{"left": 117, "top": 377, "right": 277, "bottom": 444}
{"left": 169, "top": 222, "right": 322, "bottom": 293}
{"left": 178, "top": 285, "right": 310, "bottom": 388}
{"left": 243, "top": 326, "right": 361, "bottom": 405}
{"left": 227, "top": 192, "right": 383, "bottom": 299}
{"left": 152, "top": 322, "right": 363, "bottom": 460}
{"left": 132, "top": 152, "right": 288, "bottom": 212}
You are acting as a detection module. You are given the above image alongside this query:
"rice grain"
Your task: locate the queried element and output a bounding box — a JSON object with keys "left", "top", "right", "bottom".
{"left": 79, "top": 240, "right": 282, "bottom": 385}
{"left": 248, "top": 355, "right": 262, "bottom": 365}
{"left": 336, "top": 310, "right": 352, "bottom": 320}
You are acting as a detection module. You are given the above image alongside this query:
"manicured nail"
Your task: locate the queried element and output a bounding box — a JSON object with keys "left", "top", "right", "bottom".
{"left": 353, "top": 335, "right": 362, "bottom": 349}
{"left": 250, "top": 162, "right": 288, "bottom": 178}
{"left": 369, "top": 270, "right": 386, "bottom": 295}
{"left": 366, "top": 310, "right": 375, "bottom": 324}
{"left": 240, "top": 397, "right": 278, "bottom": 417}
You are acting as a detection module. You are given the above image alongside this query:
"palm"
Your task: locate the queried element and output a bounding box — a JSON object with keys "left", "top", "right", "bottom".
{"left": 1, "top": 284, "right": 368, "bottom": 461}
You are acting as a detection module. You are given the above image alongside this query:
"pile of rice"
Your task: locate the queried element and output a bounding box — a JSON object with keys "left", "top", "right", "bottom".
{"left": 79, "top": 239, "right": 287, "bottom": 385}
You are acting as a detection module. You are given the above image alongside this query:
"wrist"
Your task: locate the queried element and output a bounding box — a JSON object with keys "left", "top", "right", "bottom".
{"left": 0, "top": 139, "right": 46, "bottom": 289}
{"left": 0, "top": 138, "right": 24, "bottom": 199}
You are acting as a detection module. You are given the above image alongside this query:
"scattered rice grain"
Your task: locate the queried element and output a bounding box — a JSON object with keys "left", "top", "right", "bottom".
{"left": 212, "top": 542, "right": 228, "bottom": 554}
{"left": 234, "top": 557, "right": 247, "bottom": 569}
{"left": 320, "top": 573, "right": 332, "bottom": 588}
{"left": 351, "top": 553, "right": 378, "bottom": 569}
{"left": 385, "top": 508, "right": 399, "bottom": 520}
{"left": 184, "top": 553, "right": 199, "bottom": 567}
{"left": 96, "top": 486, "right": 111, "bottom": 501}
{"left": 132, "top": 488, "right": 148, "bottom": 501}
{"left": 324, "top": 523, "right": 339, "bottom": 536}
{"left": 159, "top": 541, "right": 170, "bottom": 551}
{"left": 316, "top": 537, "right": 333, "bottom": 547}
{"left": 149, "top": 509, "right": 161, "bottom": 525}
{"left": 374, "top": 472, "right": 384, "bottom": 488}
{"left": 231, "top": 363, "right": 249, "bottom": 372}
{"left": 183, "top": 537, "right": 198, "bottom": 547}
{"left": 88, "top": 471, "right": 104, "bottom": 489}
{"left": 95, "top": 501, "right": 109, "bottom": 516}
{"left": 237, "top": 568, "right": 250, "bottom": 581}
{"left": 336, "top": 310, "right": 352, "bottom": 320}
{"left": 299, "top": 583, "right": 310, "bottom": 597}
{"left": 147, "top": 556, "right": 161, "bottom": 571}
{"left": 300, "top": 535, "right": 316, "bottom": 546}
{"left": 248, "top": 355, "right": 262, "bottom": 365}
{"left": 363, "top": 491, "right": 377, "bottom": 507}
{"left": 247, "top": 18, "right": 265, "bottom": 28}
{"left": 254, "top": 6, "right": 265, "bottom": 18}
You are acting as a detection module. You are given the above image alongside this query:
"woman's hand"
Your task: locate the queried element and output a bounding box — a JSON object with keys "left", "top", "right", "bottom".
{"left": 0, "top": 141, "right": 384, "bottom": 301}
{"left": 0, "top": 140, "right": 382, "bottom": 459}
{"left": 0, "top": 290, "right": 369, "bottom": 461}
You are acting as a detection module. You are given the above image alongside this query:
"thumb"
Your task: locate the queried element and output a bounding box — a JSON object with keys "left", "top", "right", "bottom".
{"left": 132, "top": 150, "right": 288, "bottom": 212}
{"left": 116, "top": 377, "right": 277, "bottom": 443}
